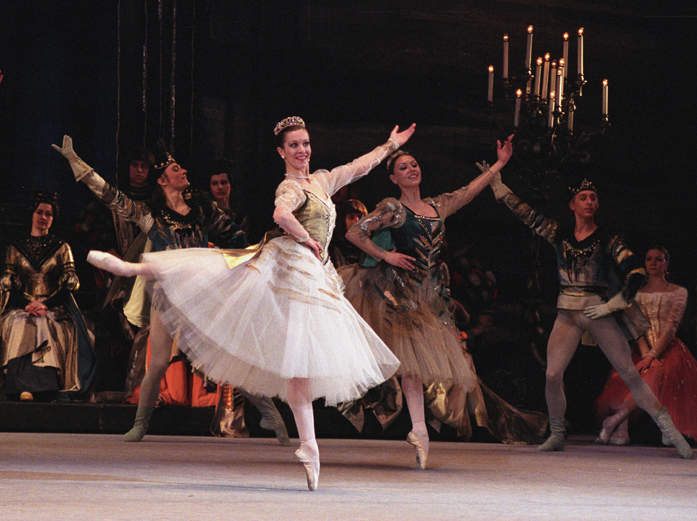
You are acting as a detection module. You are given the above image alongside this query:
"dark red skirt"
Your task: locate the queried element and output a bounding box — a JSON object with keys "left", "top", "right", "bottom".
{"left": 595, "top": 337, "right": 697, "bottom": 440}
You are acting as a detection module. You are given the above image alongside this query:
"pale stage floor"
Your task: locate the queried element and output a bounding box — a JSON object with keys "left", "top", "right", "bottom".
{"left": 0, "top": 433, "right": 695, "bottom": 521}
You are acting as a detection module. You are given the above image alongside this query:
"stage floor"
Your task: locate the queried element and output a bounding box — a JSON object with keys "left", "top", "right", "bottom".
{"left": 1, "top": 433, "right": 695, "bottom": 521}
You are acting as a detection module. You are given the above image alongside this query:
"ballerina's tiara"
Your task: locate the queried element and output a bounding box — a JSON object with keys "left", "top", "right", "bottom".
{"left": 386, "top": 149, "right": 411, "bottom": 172}
{"left": 274, "top": 116, "right": 306, "bottom": 136}
{"left": 569, "top": 178, "right": 597, "bottom": 194}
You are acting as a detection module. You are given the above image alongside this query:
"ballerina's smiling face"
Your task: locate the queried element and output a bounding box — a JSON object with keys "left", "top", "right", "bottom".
{"left": 389, "top": 154, "right": 421, "bottom": 189}
{"left": 278, "top": 129, "right": 311, "bottom": 173}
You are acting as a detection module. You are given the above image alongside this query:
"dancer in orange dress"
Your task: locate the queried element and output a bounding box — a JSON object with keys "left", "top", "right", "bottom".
{"left": 596, "top": 246, "right": 697, "bottom": 445}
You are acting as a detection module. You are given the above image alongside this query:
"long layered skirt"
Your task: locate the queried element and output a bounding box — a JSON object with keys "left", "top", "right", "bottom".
{"left": 142, "top": 236, "right": 400, "bottom": 406}
{"left": 339, "top": 263, "right": 476, "bottom": 392}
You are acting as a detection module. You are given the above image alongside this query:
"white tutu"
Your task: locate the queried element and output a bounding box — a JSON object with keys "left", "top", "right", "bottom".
{"left": 142, "top": 236, "right": 400, "bottom": 406}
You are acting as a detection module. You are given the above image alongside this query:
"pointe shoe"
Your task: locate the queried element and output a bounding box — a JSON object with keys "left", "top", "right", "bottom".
{"left": 406, "top": 431, "right": 429, "bottom": 470}
{"left": 86, "top": 250, "right": 139, "bottom": 277}
{"left": 294, "top": 445, "right": 320, "bottom": 491}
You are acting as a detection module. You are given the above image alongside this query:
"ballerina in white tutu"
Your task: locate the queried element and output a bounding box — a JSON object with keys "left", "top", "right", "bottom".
{"left": 84, "top": 117, "right": 414, "bottom": 490}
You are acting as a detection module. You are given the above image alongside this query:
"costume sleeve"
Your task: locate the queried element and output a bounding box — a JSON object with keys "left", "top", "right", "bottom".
{"left": 667, "top": 287, "right": 688, "bottom": 333}
{"left": 0, "top": 248, "right": 16, "bottom": 313}
{"left": 346, "top": 198, "right": 406, "bottom": 244}
{"left": 80, "top": 170, "right": 155, "bottom": 234}
{"left": 273, "top": 180, "right": 312, "bottom": 242}
{"left": 499, "top": 191, "right": 560, "bottom": 245}
{"left": 1, "top": 248, "right": 17, "bottom": 292}
{"left": 607, "top": 235, "right": 647, "bottom": 301}
{"left": 315, "top": 139, "right": 399, "bottom": 197}
{"left": 428, "top": 188, "right": 477, "bottom": 220}
{"left": 57, "top": 243, "right": 80, "bottom": 292}
{"left": 274, "top": 180, "right": 307, "bottom": 214}
{"left": 205, "top": 199, "right": 247, "bottom": 249}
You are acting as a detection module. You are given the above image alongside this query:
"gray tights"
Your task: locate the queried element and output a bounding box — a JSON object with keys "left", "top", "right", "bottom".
{"left": 544, "top": 309, "right": 661, "bottom": 420}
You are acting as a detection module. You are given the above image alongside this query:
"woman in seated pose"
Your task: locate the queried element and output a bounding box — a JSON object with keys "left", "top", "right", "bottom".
{"left": 487, "top": 174, "right": 692, "bottom": 459}
{"left": 0, "top": 191, "right": 96, "bottom": 401}
{"left": 79, "top": 117, "right": 412, "bottom": 490}
{"left": 595, "top": 245, "right": 697, "bottom": 445}
{"left": 339, "top": 135, "right": 514, "bottom": 469}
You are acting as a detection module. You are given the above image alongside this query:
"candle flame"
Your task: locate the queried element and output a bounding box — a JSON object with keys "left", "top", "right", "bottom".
{"left": 552, "top": 61, "right": 557, "bottom": 67}
{"left": 528, "top": 25, "right": 534, "bottom": 33}
{"left": 550, "top": 91, "right": 556, "bottom": 99}
{"left": 503, "top": 34, "right": 509, "bottom": 41}
{"left": 489, "top": 65, "right": 494, "bottom": 73}
{"left": 544, "top": 53, "right": 550, "bottom": 61}
{"left": 537, "top": 57, "right": 543, "bottom": 65}
{"left": 516, "top": 89, "right": 522, "bottom": 97}
{"left": 558, "top": 67, "right": 563, "bottom": 75}
{"left": 559, "top": 58, "right": 565, "bottom": 67}
{"left": 563, "top": 32, "right": 569, "bottom": 40}
{"left": 603, "top": 79, "right": 608, "bottom": 86}
{"left": 578, "top": 28, "right": 584, "bottom": 36}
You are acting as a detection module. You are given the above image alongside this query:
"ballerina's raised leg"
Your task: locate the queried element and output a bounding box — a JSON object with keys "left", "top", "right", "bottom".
{"left": 87, "top": 250, "right": 154, "bottom": 278}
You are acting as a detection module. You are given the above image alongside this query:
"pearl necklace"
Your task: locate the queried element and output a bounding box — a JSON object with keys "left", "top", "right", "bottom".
{"left": 284, "top": 173, "right": 310, "bottom": 181}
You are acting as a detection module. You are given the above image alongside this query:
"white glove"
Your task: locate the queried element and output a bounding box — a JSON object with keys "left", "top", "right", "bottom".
{"left": 51, "top": 135, "right": 93, "bottom": 182}
{"left": 583, "top": 293, "right": 630, "bottom": 319}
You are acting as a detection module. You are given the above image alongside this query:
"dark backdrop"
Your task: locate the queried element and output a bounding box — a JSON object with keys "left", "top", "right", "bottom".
{"left": 1, "top": 1, "right": 695, "bottom": 431}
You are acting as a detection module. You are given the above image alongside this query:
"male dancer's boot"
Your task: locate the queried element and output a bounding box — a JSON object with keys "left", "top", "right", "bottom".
{"left": 242, "top": 392, "right": 291, "bottom": 446}
{"left": 124, "top": 405, "right": 155, "bottom": 442}
{"left": 538, "top": 417, "right": 565, "bottom": 451}
{"left": 653, "top": 407, "right": 693, "bottom": 459}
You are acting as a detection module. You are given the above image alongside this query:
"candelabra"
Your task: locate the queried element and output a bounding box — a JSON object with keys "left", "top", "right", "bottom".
{"left": 487, "top": 26, "right": 610, "bottom": 188}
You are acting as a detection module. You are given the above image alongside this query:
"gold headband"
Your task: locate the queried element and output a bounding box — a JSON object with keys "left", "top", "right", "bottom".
{"left": 569, "top": 178, "right": 597, "bottom": 194}
{"left": 274, "top": 116, "right": 306, "bottom": 136}
{"left": 154, "top": 151, "right": 176, "bottom": 172}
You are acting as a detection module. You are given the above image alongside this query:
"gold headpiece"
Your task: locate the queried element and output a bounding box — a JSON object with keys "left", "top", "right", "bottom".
{"left": 274, "top": 116, "right": 306, "bottom": 136}
{"left": 154, "top": 151, "right": 175, "bottom": 171}
{"left": 569, "top": 178, "right": 597, "bottom": 194}
{"left": 153, "top": 138, "right": 176, "bottom": 173}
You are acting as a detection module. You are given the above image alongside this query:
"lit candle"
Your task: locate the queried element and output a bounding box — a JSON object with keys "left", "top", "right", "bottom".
{"left": 503, "top": 34, "right": 509, "bottom": 79}
{"left": 556, "top": 66, "right": 564, "bottom": 102}
{"left": 577, "top": 28, "right": 584, "bottom": 78}
{"left": 488, "top": 65, "right": 494, "bottom": 103}
{"left": 525, "top": 25, "right": 534, "bottom": 70}
{"left": 562, "top": 33, "right": 569, "bottom": 79}
{"left": 514, "top": 89, "right": 522, "bottom": 127}
{"left": 602, "top": 79, "right": 609, "bottom": 117}
{"left": 534, "top": 57, "right": 543, "bottom": 98}
{"left": 547, "top": 91, "right": 556, "bottom": 128}
{"left": 541, "top": 53, "right": 550, "bottom": 100}
{"left": 550, "top": 60, "right": 557, "bottom": 100}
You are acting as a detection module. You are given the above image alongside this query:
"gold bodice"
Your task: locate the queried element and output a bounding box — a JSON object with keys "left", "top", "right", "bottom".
{"left": 294, "top": 191, "right": 335, "bottom": 263}
{"left": 1, "top": 236, "right": 79, "bottom": 305}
